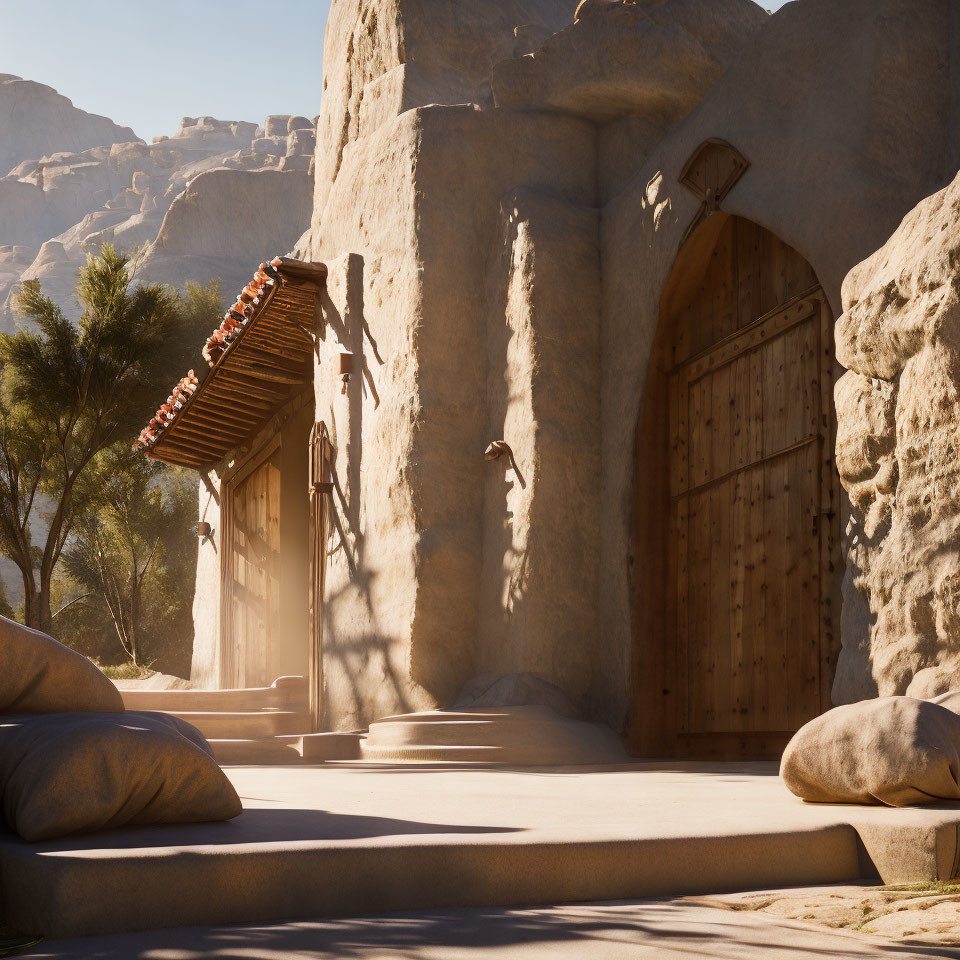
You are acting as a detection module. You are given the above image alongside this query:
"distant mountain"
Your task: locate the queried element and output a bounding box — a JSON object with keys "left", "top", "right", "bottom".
{"left": 0, "top": 89, "right": 316, "bottom": 331}
{"left": 0, "top": 81, "right": 318, "bottom": 605}
{"left": 0, "top": 74, "right": 137, "bottom": 175}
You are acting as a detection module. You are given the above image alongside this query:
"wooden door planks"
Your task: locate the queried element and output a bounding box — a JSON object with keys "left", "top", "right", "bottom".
{"left": 660, "top": 216, "right": 836, "bottom": 759}
{"left": 228, "top": 452, "right": 282, "bottom": 688}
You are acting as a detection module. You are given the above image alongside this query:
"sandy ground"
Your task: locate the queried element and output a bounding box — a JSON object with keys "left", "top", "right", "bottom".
{"left": 10, "top": 897, "right": 960, "bottom": 960}
{"left": 688, "top": 882, "right": 960, "bottom": 947}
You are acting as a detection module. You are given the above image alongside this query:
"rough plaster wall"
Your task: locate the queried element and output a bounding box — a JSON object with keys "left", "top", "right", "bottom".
{"left": 304, "top": 0, "right": 960, "bottom": 731}
{"left": 309, "top": 109, "right": 425, "bottom": 727}
{"left": 313, "top": 0, "right": 575, "bottom": 221}
{"left": 491, "top": 0, "right": 766, "bottom": 123}
{"left": 316, "top": 252, "right": 425, "bottom": 728}
{"left": 832, "top": 171, "right": 960, "bottom": 702}
{"left": 190, "top": 473, "right": 222, "bottom": 688}
{"left": 308, "top": 103, "right": 595, "bottom": 726}
{"left": 598, "top": 0, "right": 958, "bottom": 731}
{"left": 408, "top": 107, "right": 596, "bottom": 708}
{"left": 478, "top": 188, "right": 600, "bottom": 711}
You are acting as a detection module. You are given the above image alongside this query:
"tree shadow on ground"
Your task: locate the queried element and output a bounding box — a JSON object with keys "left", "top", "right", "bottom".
{"left": 9, "top": 807, "right": 518, "bottom": 852}
{"left": 21, "top": 900, "right": 960, "bottom": 959}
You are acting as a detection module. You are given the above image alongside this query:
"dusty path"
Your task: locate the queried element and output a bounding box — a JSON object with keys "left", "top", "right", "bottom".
{"left": 16, "top": 898, "right": 960, "bottom": 960}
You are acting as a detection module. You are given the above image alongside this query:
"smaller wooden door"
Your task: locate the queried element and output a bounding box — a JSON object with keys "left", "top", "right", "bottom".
{"left": 228, "top": 450, "right": 282, "bottom": 688}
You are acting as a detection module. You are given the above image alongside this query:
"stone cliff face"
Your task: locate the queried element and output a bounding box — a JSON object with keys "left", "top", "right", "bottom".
{"left": 139, "top": 168, "right": 314, "bottom": 293}
{"left": 0, "top": 103, "right": 317, "bottom": 326}
{"left": 833, "top": 169, "right": 960, "bottom": 703}
{"left": 0, "top": 74, "right": 136, "bottom": 175}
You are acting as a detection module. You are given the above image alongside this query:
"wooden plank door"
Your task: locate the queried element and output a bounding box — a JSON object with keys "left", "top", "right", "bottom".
{"left": 670, "top": 289, "right": 834, "bottom": 757}
{"left": 229, "top": 450, "right": 282, "bottom": 688}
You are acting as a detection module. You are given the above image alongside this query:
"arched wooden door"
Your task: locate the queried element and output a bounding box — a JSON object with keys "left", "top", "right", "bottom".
{"left": 633, "top": 215, "right": 841, "bottom": 759}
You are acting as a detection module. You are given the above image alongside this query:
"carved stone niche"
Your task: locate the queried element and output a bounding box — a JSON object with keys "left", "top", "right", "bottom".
{"left": 678, "top": 138, "right": 750, "bottom": 243}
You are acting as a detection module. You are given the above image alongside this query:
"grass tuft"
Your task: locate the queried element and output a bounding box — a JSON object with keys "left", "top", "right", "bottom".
{"left": 89, "top": 658, "right": 155, "bottom": 680}
{"left": 881, "top": 881, "right": 960, "bottom": 896}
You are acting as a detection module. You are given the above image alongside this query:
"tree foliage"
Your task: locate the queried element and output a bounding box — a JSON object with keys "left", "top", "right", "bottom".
{"left": 0, "top": 246, "right": 219, "bottom": 638}
{"left": 57, "top": 446, "right": 198, "bottom": 671}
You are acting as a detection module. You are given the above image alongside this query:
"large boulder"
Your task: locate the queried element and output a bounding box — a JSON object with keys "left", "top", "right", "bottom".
{"left": 833, "top": 168, "right": 960, "bottom": 702}
{"left": 781, "top": 697, "right": 960, "bottom": 806}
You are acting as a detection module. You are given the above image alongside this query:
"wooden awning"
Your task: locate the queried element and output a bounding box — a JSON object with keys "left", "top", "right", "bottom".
{"left": 140, "top": 257, "right": 325, "bottom": 469}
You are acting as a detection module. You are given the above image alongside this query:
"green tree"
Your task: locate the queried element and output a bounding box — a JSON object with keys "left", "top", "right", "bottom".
{"left": 59, "top": 446, "right": 198, "bottom": 669}
{"left": 0, "top": 246, "right": 218, "bottom": 634}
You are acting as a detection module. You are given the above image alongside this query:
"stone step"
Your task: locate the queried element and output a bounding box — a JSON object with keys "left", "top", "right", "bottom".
{"left": 210, "top": 732, "right": 363, "bottom": 764}
{"left": 360, "top": 705, "right": 628, "bottom": 765}
{"left": 162, "top": 710, "right": 312, "bottom": 739}
{"left": 9, "top": 761, "right": 938, "bottom": 941}
{"left": 210, "top": 737, "right": 302, "bottom": 764}
{"left": 365, "top": 717, "right": 539, "bottom": 748}
{"left": 360, "top": 743, "right": 510, "bottom": 763}
{"left": 118, "top": 676, "right": 307, "bottom": 713}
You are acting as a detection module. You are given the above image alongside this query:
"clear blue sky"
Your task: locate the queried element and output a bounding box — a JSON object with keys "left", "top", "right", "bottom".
{"left": 0, "top": 0, "right": 332, "bottom": 141}
{"left": 0, "top": 0, "right": 790, "bottom": 143}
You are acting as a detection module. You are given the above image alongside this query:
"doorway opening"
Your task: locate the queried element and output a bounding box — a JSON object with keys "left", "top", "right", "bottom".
{"left": 629, "top": 214, "right": 841, "bottom": 759}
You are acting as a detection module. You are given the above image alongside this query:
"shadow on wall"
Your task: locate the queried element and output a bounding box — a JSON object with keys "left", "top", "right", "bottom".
{"left": 479, "top": 206, "right": 535, "bottom": 693}
{"left": 317, "top": 264, "right": 411, "bottom": 725}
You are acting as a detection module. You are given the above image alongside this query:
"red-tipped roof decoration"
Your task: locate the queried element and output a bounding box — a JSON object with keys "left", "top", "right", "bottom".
{"left": 136, "top": 256, "right": 326, "bottom": 468}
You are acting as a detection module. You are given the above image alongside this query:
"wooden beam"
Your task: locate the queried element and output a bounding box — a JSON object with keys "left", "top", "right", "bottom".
{"left": 231, "top": 343, "right": 311, "bottom": 373}
{"left": 160, "top": 429, "right": 230, "bottom": 458}
{"left": 271, "top": 302, "right": 318, "bottom": 319}
{"left": 151, "top": 436, "right": 218, "bottom": 464}
{"left": 180, "top": 406, "right": 249, "bottom": 432}
{"left": 165, "top": 421, "right": 236, "bottom": 451}
{"left": 252, "top": 323, "right": 314, "bottom": 351}
{"left": 187, "top": 402, "right": 254, "bottom": 429}
{"left": 228, "top": 362, "right": 306, "bottom": 385}
{"left": 249, "top": 326, "right": 314, "bottom": 352}
{"left": 212, "top": 374, "right": 290, "bottom": 403}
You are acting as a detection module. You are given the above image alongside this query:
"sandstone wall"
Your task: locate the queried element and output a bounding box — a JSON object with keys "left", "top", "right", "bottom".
{"left": 312, "top": 0, "right": 575, "bottom": 219}
{"left": 304, "top": 0, "right": 764, "bottom": 727}
{"left": 832, "top": 171, "right": 960, "bottom": 702}
{"left": 190, "top": 474, "right": 222, "bottom": 689}
{"left": 476, "top": 188, "right": 600, "bottom": 704}
{"left": 309, "top": 103, "right": 597, "bottom": 726}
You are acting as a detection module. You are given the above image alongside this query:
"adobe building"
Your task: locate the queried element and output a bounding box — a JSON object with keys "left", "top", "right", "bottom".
{"left": 140, "top": 0, "right": 960, "bottom": 759}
